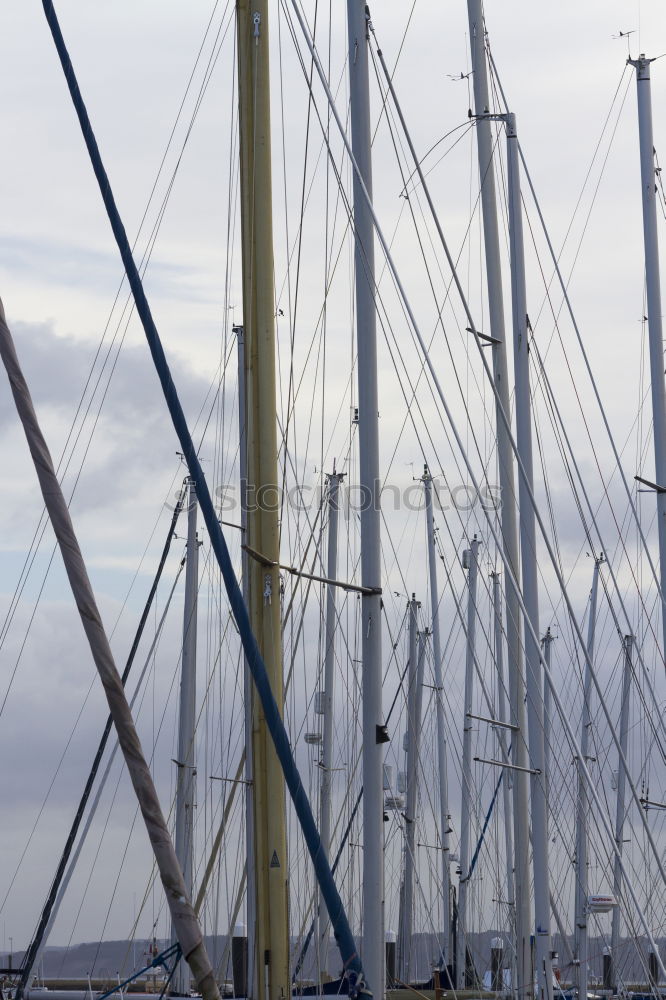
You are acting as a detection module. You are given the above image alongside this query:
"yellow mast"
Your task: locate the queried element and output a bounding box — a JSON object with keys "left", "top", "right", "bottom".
{"left": 236, "top": 2, "right": 289, "bottom": 999}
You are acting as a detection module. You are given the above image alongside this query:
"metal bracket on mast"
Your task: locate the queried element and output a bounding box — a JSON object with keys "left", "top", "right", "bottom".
{"left": 242, "top": 543, "right": 381, "bottom": 594}
{"left": 640, "top": 797, "right": 666, "bottom": 810}
{"left": 467, "top": 712, "right": 519, "bottom": 732}
{"left": 635, "top": 474, "right": 666, "bottom": 493}
{"left": 474, "top": 756, "right": 541, "bottom": 775}
{"left": 465, "top": 325, "right": 500, "bottom": 346}
{"left": 628, "top": 53, "right": 655, "bottom": 77}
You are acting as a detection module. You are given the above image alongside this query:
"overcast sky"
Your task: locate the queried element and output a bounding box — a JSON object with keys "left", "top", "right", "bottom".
{"left": 1, "top": 0, "right": 666, "bottom": 970}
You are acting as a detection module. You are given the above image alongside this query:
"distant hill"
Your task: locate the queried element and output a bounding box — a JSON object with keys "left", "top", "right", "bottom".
{"left": 16, "top": 932, "right": 661, "bottom": 986}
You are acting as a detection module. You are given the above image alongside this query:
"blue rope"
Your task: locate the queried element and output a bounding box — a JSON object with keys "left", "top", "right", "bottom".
{"left": 96, "top": 944, "right": 181, "bottom": 1000}
{"left": 157, "top": 944, "right": 183, "bottom": 1000}
{"left": 40, "top": 2, "right": 367, "bottom": 996}
{"left": 467, "top": 766, "right": 506, "bottom": 881}
{"left": 292, "top": 788, "right": 363, "bottom": 981}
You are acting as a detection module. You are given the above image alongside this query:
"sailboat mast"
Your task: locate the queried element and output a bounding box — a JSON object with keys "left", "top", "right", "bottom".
{"left": 236, "top": 3, "right": 289, "bottom": 997}
{"left": 574, "top": 556, "right": 603, "bottom": 1000}
{"left": 629, "top": 55, "right": 666, "bottom": 660}
{"left": 172, "top": 480, "right": 199, "bottom": 996}
{"left": 346, "top": 2, "right": 385, "bottom": 994}
{"left": 506, "top": 112, "right": 553, "bottom": 1000}
{"left": 541, "top": 629, "right": 552, "bottom": 808}
{"left": 610, "top": 634, "right": 633, "bottom": 991}
{"left": 541, "top": 630, "right": 575, "bottom": 979}
{"left": 423, "top": 468, "right": 452, "bottom": 977}
{"left": 398, "top": 597, "right": 422, "bottom": 985}
{"left": 457, "top": 537, "right": 479, "bottom": 990}
{"left": 318, "top": 469, "right": 345, "bottom": 981}
{"left": 491, "top": 571, "right": 516, "bottom": 991}
{"left": 464, "top": 8, "right": 532, "bottom": 995}
{"left": 235, "top": 323, "right": 256, "bottom": 999}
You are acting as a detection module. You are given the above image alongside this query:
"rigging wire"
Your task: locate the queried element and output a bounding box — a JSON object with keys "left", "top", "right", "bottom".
{"left": 487, "top": 41, "right": 666, "bottom": 660}
{"left": 16, "top": 491, "right": 188, "bottom": 991}
{"left": 0, "top": 0, "right": 237, "bottom": 722}
{"left": 285, "top": 7, "right": 666, "bottom": 968}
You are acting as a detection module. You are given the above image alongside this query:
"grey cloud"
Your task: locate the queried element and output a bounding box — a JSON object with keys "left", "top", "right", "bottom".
{"left": 0, "top": 315, "right": 235, "bottom": 520}
{"left": 0, "top": 234, "right": 215, "bottom": 304}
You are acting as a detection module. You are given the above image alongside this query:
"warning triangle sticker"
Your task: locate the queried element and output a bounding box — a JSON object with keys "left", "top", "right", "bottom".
{"left": 270, "top": 850, "right": 280, "bottom": 868}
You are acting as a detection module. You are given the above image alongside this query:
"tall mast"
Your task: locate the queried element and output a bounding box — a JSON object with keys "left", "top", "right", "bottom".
{"left": 235, "top": 324, "right": 255, "bottom": 999}
{"left": 506, "top": 112, "right": 553, "bottom": 1000}
{"left": 611, "top": 635, "right": 633, "bottom": 991}
{"left": 464, "top": 7, "right": 532, "bottom": 994}
{"left": 629, "top": 55, "right": 666, "bottom": 660}
{"left": 457, "top": 537, "right": 479, "bottom": 990}
{"left": 541, "top": 628, "right": 553, "bottom": 808}
{"left": 574, "top": 556, "right": 603, "bottom": 1000}
{"left": 346, "top": 2, "right": 385, "bottom": 994}
{"left": 317, "top": 469, "right": 345, "bottom": 981}
{"left": 423, "top": 468, "right": 452, "bottom": 978}
{"left": 491, "top": 571, "right": 516, "bottom": 993}
{"left": 398, "top": 598, "right": 424, "bottom": 984}
{"left": 236, "top": 3, "right": 289, "bottom": 996}
{"left": 172, "top": 480, "right": 199, "bottom": 996}
{"left": 541, "top": 629, "right": 576, "bottom": 975}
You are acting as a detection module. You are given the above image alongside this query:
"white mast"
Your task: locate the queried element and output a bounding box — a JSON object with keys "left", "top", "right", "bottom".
{"left": 317, "top": 469, "right": 345, "bottom": 981}
{"left": 458, "top": 537, "right": 479, "bottom": 989}
{"left": 574, "top": 556, "right": 603, "bottom": 1000}
{"left": 611, "top": 635, "right": 633, "bottom": 991}
{"left": 398, "top": 598, "right": 424, "bottom": 985}
{"left": 172, "top": 479, "right": 199, "bottom": 996}
{"left": 464, "top": 7, "right": 532, "bottom": 994}
{"left": 541, "top": 628, "right": 553, "bottom": 809}
{"left": 541, "top": 628, "right": 577, "bottom": 976}
{"left": 423, "top": 468, "right": 452, "bottom": 978}
{"left": 235, "top": 324, "right": 255, "bottom": 999}
{"left": 491, "top": 571, "right": 516, "bottom": 992}
{"left": 398, "top": 596, "right": 419, "bottom": 983}
{"left": 629, "top": 54, "right": 666, "bottom": 659}
{"left": 346, "top": 2, "right": 385, "bottom": 994}
{"left": 506, "top": 112, "right": 553, "bottom": 1000}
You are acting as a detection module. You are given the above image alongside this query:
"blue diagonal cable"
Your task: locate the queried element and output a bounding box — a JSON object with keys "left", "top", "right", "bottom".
{"left": 40, "top": 2, "right": 367, "bottom": 995}
{"left": 467, "top": 765, "right": 506, "bottom": 881}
